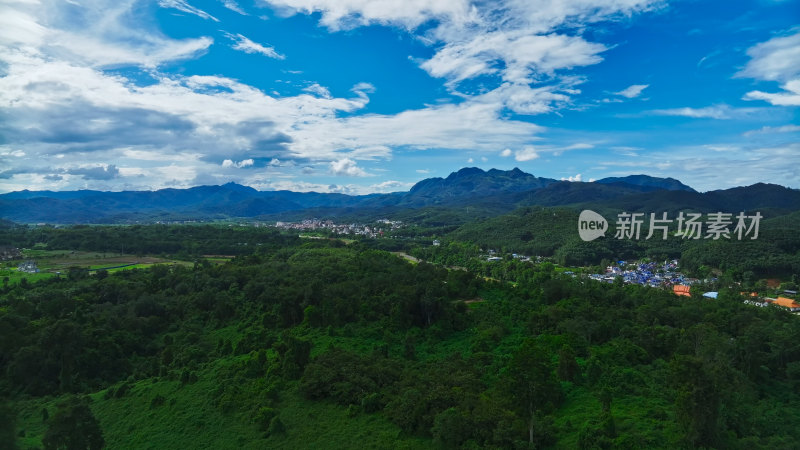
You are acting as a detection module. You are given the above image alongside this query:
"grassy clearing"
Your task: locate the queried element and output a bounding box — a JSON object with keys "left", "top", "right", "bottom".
{"left": 268, "top": 388, "right": 431, "bottom": 450}
{"left": 551, "top": 386, "right": 680, "bottom": 449}
{"left": 15, "top": 364, "right": 428, "bottom": 449}
{"left": 0, "top": 267, "right": 55, "bottom": 286}
{"left": 91, "top": 377, "right": 267, "bottom": 450}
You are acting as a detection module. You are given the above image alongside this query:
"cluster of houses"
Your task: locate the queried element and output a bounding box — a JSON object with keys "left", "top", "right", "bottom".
{"left": 588, "top": 260, "right": 694, "bottom": 288}
{"left": 17, "top": 261, "right": 39, "bottom": 273}
{"left": 273, "top": 219, "right": 402, "bottom": 238}
{"left": 0, "top": 247, "right": 22, "bottom": 261}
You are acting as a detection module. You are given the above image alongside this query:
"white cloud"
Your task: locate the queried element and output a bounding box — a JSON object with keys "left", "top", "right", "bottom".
{"left": 500, "top": 148, "right": 512, "bottom": 157}
{"left": 159, "top": 0, "right": 219, "bottom": 21}
{"left": 743, "top": 124, "right": 800, "bottom": 136}
{"left": 420, "top": 32, "right": 606, "bottom": 85}
{"left": 304, "top": 83, "right": 332, "bottom": 98}
{"left": 561, "top": 173, "right": 582, "bottom": 182}
{"left": 261, "top": 0, "right": 475, "bottom": 31}
{"left": 738, "top": 30, "right": 800, "bottom": 107}
{"left": 744, "top": 80, "right": 800, "bottom": 106}
{"left": 288, "top": 100, "right": 543, "bottom": 159}
{"left": 615, "top": 84, "right": 649, "bottom": 98}
{"left": 224, "top": 32, "right": 284, "bottom": 59}
{"left": 221, "top": 0, "right": 248, "bottom": 15}
{"left": 738, "top": 30, "right": 800, "bottom": 82}
{"left": 565, "top": 143, "right": 593, "bottom": 150}
{"left": 597, "top": 142, "right": 800, "bottom": 191}
{"left": 351, "top": 82, "right": 376, "bottom": 93}
{"left": 251, "top": 178, "right": 408, "bottom": 195}
{"left": 0, "top": 0, "right": 670, "bottom": 193}
{"left": 467, "top": 157, "right": 474, "bottom": 163}
{"left": 515, "top": 146, "right": 539, "bottom": 161}
{"left": 648, "top": 104, "right": 757, "bottom": 119}
{"left": 264, "top": 0, "right": 661, "bottom": 115}
{"left": 477, "top": 82, "right": 576, "bottom": 115}
{"left": 0, "top": 0, "right": 213, "bottom": 69}
{"left": 329, "top": 158, "right": 369, "bottom": 176}
{"left": 480, "top": 156, "right": 488, "bottom": 162}
{"left": 369, "top": 180, "right": 413, "bottom": 192}
{"left": 416, "top": 169, "right": 431, "bottom": 173}
{"left": 222, "top": 158, "right": 254, "bottom": 168}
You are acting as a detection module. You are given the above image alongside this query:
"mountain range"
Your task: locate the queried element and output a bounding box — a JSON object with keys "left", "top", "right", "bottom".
{"left": 0, "top": 168, "right": 797, "bottom": 224}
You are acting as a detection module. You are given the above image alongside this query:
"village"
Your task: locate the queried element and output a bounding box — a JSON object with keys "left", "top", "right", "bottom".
{"left": 588, "top": 259, "right": 690, "bottom": 288}
{"left": 273, "top": 218, "right": 404, "bottom": 238}
{"left": 476, "top": 247, "right": 800, "bottom": 315}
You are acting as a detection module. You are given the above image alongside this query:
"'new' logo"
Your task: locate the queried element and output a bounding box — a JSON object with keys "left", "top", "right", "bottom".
{"left": 578, "top": 210, "right": 608, "bottom": 241}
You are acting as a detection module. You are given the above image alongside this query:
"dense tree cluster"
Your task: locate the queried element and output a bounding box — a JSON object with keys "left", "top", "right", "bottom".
{"left": 2, "top": 228, "right": 799, "bottom": 448}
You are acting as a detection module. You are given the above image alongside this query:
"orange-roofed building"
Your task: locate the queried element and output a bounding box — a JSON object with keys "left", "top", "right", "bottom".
{"left": 673, "top": 285, "right": 691, "bottom": 297}
{"left": 772, "top": 297, "right": 800, "bottom": 312}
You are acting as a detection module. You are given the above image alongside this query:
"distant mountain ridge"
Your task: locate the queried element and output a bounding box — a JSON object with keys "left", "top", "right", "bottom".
{"left": 595, "top": 174, "right": 696, "bottom": 192}
{"left": 1, "top": 168, "right": 798, "bottom": 223}
{"left": 395, "top": 167, "right": 557, "bottom": 207}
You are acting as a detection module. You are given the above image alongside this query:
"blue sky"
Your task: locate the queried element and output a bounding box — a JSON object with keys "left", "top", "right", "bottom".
{"left": 0, "top": 0, "right": 798, "bottom": 194}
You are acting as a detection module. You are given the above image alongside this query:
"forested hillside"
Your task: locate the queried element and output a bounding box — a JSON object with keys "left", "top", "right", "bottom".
{"left": 2, "top": 231, "right": 800, "bottom": 449}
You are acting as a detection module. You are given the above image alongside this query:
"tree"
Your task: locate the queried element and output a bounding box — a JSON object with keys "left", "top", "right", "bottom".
{"left": 432, "top": 407, "right": 471, "bottom": 448}
{"left": 557, "top": 344, "right": 580, "bottom": 382}
{"left": 669, "top": 355, "right": 720, "bottom": 448}
{"left": 503, "top": 339, "right": 562, "bottom": 444}
{"left": 0, "top": 402, "right": 17, "bottom": 450}
{"left": 43, "top": 396, "right": 105, "bottom": 450}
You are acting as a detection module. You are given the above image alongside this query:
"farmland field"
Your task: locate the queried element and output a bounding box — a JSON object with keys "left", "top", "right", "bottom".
{"left": 1, "top": 249, "right": 190, "bottom": 285}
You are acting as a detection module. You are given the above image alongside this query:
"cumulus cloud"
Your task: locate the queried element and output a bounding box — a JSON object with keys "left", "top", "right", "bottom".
{"left": 561, "top": 173, "right": 582, "bottom": 182}
{"left": 615, "top": 84, "right": 649, "bottom": 98}
{"left": 329, "top": 158, "right": 369, "bottom": 176}
{"left": 66, "top": 164, "right": 120, "bottom": 180}
{"left": 288, "top": 101, "right": 542, "bottom": 158}
{"left": 268, "top": 158, "right": 297, "bottom": 167}
{"left": 261, "top": 0, "right": 475, "bottom": 31}
{"left": 0, "top": 0, "right": 667, "bottom": 193}
{"left": 515, "top": 146, "right": 539, "bottom": 161}
{"left": 500, "top": 148, "right": 512, "bottom": 157}
{"left": 222, "top": 158, "right": 254, "bottom": 168}
{"left": 224, "top": 32, "right": 284, "bottom": 59}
